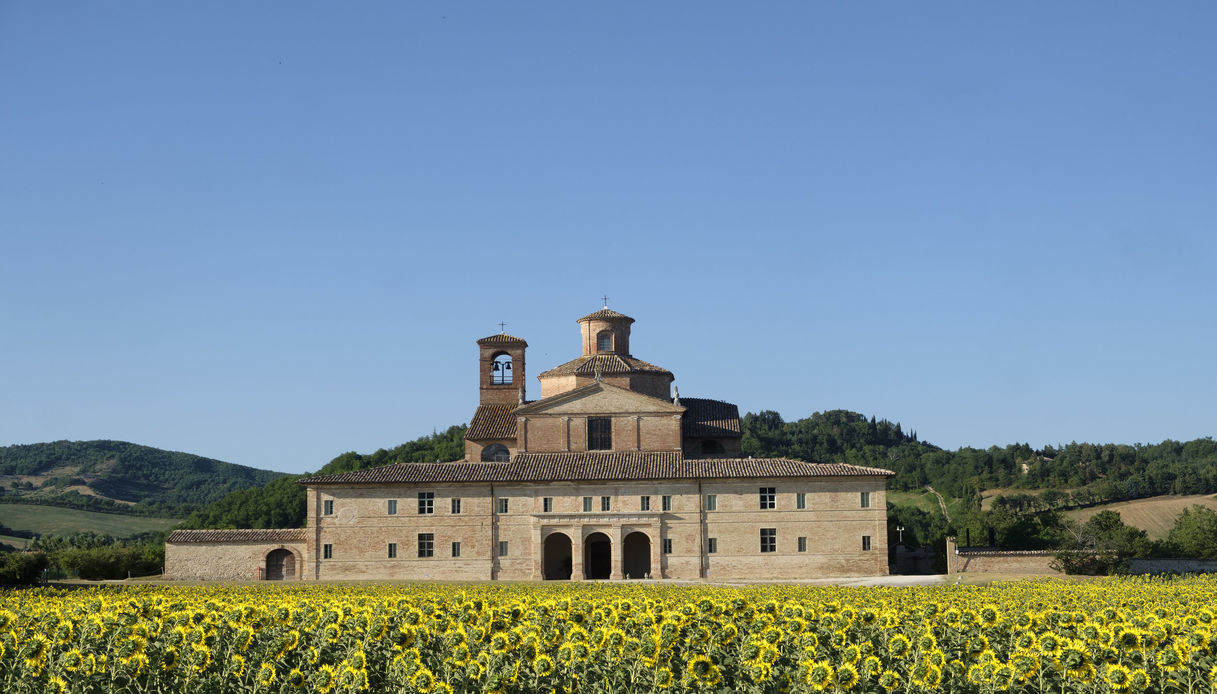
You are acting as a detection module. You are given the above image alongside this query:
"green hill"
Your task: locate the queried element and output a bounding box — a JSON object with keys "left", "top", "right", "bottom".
{"left": 0, "top": 440, "right": 286, "bottom": 518}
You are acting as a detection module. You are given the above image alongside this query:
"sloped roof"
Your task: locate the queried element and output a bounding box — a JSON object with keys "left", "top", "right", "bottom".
{"left": 680, "top": 397, "right": 741, "bottom": 438}
{"left": 578, "top": 309, "right": 634, "bottom": 323}
{"left": 465, "top": 404, "right": 518, "bottom": 441}
{"left": 477, "top": 333, "right": 528, "bottom": 346}
{"left": 167, "top": 529, "right": 306, "bottom": 543}
{"left": 538, "top": 354, "right": 673, "bottom": 379}
{"left": 299, "top": 455, "right": 893, "bottom": 485}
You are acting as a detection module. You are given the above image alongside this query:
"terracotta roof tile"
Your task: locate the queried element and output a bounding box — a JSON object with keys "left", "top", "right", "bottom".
{"left": 577, "top": 309, "right": 634, "bottom": 323}
{"left": 299, "top": 455, "right": 893, "bottom": 485}
{"left": 167, "top": 529, "right": 306, "bottom": 543}
{"left": 476, "top": 333, "right": 528, "bottom": 346}
{"left": 538, "top": 354, "right": 672, "bottom": 378}
{"left": 680, "top": 398, "right": 741, "bottom": 438}
{"left": 465, "top": 404, "right": 518, "bottom": 441}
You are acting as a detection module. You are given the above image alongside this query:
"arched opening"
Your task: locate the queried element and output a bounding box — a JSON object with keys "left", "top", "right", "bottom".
{"left": 583, "top": 532, "right": 611, "bottom": 580}
{"left": 481, "top": 443, "right": 510, "bottom": 462}
{"left": 543, "top": 533, "right": 573, "bottom": 580}
{"left": 596, "top": 330, "right": 613, "bottom": 352}
{"left": 700, "top": 440, "right": 725, "bottom": 456}
{"left": 491, "top": 353, "right": 513, "bottom": 385}
{"left": 623, "top": 532, "right": 651, "bottom": 579}
{"left": 265, "top": 548, "right": 295, "bottom": 581}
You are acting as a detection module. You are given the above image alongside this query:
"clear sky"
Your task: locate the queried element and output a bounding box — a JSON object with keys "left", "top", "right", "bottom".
{"left": 2, "top": 3, "right": 1214, "bottom": 475}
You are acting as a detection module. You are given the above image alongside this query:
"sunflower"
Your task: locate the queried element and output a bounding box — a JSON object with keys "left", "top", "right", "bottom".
{"left": 1128, "top": 668, "right": 1151, "bottom": 691}
{"left": 533, "top": 653, "right": 555, "bottom": 677}
{"left": 1106, "top": 663, "right": 1132, "bottom": 691}
{"left": 803, "top": 660, "right": 834, "bottom": 691}
{"left": 410, "top": 667, "right": 437, "bottom": 693}
{"left": 686, "top": 654, "right": 723, "bottom": 687}
{"left": 888, "top": 633, "right": 911, "bottom": 658}
{"left": 257, "top": 662, "right": 276, "bottom": 687}
{"left": 286, "top": 668, "right": 307, "bottom": 689}
{"left": 311, "top": 664, "right": 337, "bottom": 694}
{"left": 654, "top": 666, "right": 675, "bottom": 689}
{"left": 878, "top": 669, "right": 901, "bottom": 692}
{"left": 835, "top": 662, "right": 861, "bottom": 691}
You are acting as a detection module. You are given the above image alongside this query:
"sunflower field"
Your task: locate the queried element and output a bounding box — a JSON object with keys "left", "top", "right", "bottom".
{"left": 2, "top": 575, "right": 1217, "bottom": 693}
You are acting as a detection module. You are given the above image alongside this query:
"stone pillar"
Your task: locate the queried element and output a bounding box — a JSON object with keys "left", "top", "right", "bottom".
{"left": 610, "top": 524, "right": 624, "bottom": 580}
{"left": 945, "top": 536, "right": 957, "bottom": 575}
{"left": 531, "top": 525, "right": 543, "bottom": 580}
{"left": 653, "top": 524, "right": 663, "bottom": 579}
{"left": 571, "top": 528, "right": 584, "bottom": 581}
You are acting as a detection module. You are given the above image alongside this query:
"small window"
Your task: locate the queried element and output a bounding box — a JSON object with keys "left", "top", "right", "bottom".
{"left": 418, "top": 492, "right": 434, "bottom": 515}
{"left": 323, "top": 500, "right": 333, "bottom": 516}
{"left": 860, "top": 492, "right": 871, "bottom": 509}
{"left": 707, "top": 538, "right": 717, "bottom": 554}
{"left": 452, "top": 541, "right": 461, "bottom": 558}
{"left": 583, "top": 496, "right": 593, "bottom": 512}
{"left": 797, "top": 537, "right": 807, "bottom": 553}
{"left": 662, "top": 495, "right": 672, "bottom": 512}
{"left": 498, "top": 541, "right": 509, "bottom": 557}
{"left": 796, "top": 493, "right": 806, "bottom": 510}
{"left": 640, "top": 495, "right": 651, "bottom": 511}
{"left": 387, "top": 499, "right": 398, "bottom": 515}
{"left": 588, "top": 417, "right": 612, "bottom": 450}
{"left": 497, "top": 498, "right": 509, "bottom": 514}
{"left": 543, "top": 497, "right": 553, "bottom": 513}
{"left": 760, "top": 528, "right": 777, "bottom": 553}
{"left": 705, "top": 494, "right": 717, "bottom": 511}
{"left": 481, "top": 443, "right": 510, "bottom": 462}
{"left": 596, "top": 330, "right": 613, "bottom": 352}
{"left": 862, "top": 536, "right": 872, "bottom": 551}
{"left": 601, "top": 496, "right": 611, "bottom": 512}
{"left": 662, "top": 538, "right": 673, "bottom": 554}
{"left": 451, "top": 498, "right": 462, "bottom": 514}
{"left": 418, "top": 533, "right": 434, "bottom": 558}
{"left": 388, "top": 543, "right": 398, "bottom": 558}
{"left": 760, "top": 487, "right": 776, "bottom": 510}
{"left": 322, "top": 543, "right": 333, "bottom": 559}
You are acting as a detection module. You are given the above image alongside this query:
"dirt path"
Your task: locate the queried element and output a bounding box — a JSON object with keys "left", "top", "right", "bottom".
{"left": 925, "top": 485, "right": 951, "bottom": 523}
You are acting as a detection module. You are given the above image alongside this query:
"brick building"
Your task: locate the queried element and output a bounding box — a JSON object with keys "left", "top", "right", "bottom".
{"left": 166, "top": 308, "right": 892, "bottom": 581}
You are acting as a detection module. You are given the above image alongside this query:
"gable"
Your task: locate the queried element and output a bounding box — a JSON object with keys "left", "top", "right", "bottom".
{"left": 515, "top": 382, "right": 684, "bottom": 416}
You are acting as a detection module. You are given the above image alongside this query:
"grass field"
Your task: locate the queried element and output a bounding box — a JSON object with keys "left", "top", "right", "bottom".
{"left": 0, "top": 503, "right": 178, "bottom": 537}
{"left": 1063, "top": 493, "right": 1217, "bottom": 540}
{"left": 0, "top": 533, "right": 31, "bottom": 548}
{"left": 888, "top": 489, "right": 970, "bottom": 522}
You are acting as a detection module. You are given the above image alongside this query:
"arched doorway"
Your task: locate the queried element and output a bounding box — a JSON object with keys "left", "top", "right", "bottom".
{"left": 543, "top": 533, "right": 573, "bottom": 580}
{"left": 623, "top": 532, "right": 651, "bottom": 579}
{"left": 583, "top": 532, "right": 611, "bottom": 580}
{"left": 265, "top": 548, "right": 295, "bottom": 581}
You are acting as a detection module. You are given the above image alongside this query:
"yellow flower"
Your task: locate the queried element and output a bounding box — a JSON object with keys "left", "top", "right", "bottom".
{"left": 410, "top": 667, "right": 437, "bottom": 693}
{"left": 312, "top": 664, "right": 337, "bottom": 694}
{"left": 835, "top": 662, "right": 860, "bottom": 690}
{"left": 654, "top": 666, "right": 675, "bottom": 689}
{"left": 257, "top": 662, "right": 276, "bottom": 687}
{"left": 533, "top": 653, "right": 555, "bottom": 677}
{"left": 879, "top": 669, "right": 901, "bottom": 691}
{"left": 1128, "top": 668, "right": 1151, "bottom": 691}
{"left": 1106, "top": 663, "right": 1132, "bottom": 691}
{"left": 287, "top": 668, "right": 307, "bottom": 689}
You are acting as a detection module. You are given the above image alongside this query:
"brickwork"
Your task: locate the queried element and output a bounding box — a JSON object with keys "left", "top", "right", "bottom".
{"left": 165, "top": 540, "right": 306, "bottom": 581}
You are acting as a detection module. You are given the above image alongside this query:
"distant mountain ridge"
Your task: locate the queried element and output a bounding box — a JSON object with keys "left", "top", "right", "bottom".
{"left": 0, "top": 440, "right": 286, "bottom": 517}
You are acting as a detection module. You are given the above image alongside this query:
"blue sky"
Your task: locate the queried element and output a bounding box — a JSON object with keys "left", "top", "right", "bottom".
{"left": 2, "top": 3, "right": 1214, "bottom": 475}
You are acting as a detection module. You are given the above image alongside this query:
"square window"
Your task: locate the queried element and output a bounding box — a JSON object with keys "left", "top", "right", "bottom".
{"left": 601, "top": 496, "right": 611, "bottom": 512}
{"left": 661, "top": 495, "right": 672, "bottom": 512}
{"left": 451, "top": 497, "right": 462, "bottom": 514}
{"left": 497, "top": 497, "right": 509, "bottom": 514}
{"left": 388, "top": 543, "right": 397, "bottom": 558}
{"left": 662, "top": 538, "right": 673, "bottom": 554}
{"left": 797, "top": 536, "right": 807, "bottom": 552}
{"left": 862, "top": 535, "right": 872, "bottom": 551}
{"left": 583, "top": 496, "right": 593, "bottom": 512}
{"left": 417, "top": 533, "right": 434, "bottom": 558}
{"left": 387, "top": 499, "right": 398, "bottom": 515}
{"left": 705, "top": 494, "right": 717, "bottom": 511}
{"left": 796, "top": 493, "right": 806, "bottom": 510}
{"left": 452, "top": 541, "right": 461, "bottom": 558}
{"left": 588, "top": 417, "right": 612, "bottom": 450}
{"left": 707, "top": 538, "right": 717, "bottom": 554}
{"left": 760, "top": 528, "right": 777, "bottom": 553}
{"left": 322, "top": 543, "right": 333, "bottom": 559}
{"left": 418, "top": 492, "right": 434, "bottom": 515}
{"left": 640, "top": 495, "right": 651, "bottom": 511}
{"left": 498, "top": 540, "right": 509, "bottom": 557}
{"left": 543, "top": 497, "right": 553, "bottom": 513}
{"left": 860, "top": 491, "right": 871, "bottom": 509}
{"left": 759, "top": 487, "right": 776, "bottom": 510}
{"left": 323, "top": 500, "right": 333, "bottom": 516}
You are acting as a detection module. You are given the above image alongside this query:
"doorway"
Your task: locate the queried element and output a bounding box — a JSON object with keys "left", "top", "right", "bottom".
{"left": 583, "top": 532, "right": 611, "bottom": 579}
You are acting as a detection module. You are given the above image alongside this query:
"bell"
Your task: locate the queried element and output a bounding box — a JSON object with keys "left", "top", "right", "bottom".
{"left": 492, "top": 363, "right": 501, "bottom": 372}
{"left": 504, "top": 363, "right": 512, "bottom": 371}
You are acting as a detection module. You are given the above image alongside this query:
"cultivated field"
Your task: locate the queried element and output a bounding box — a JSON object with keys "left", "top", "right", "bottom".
{"left": 0, "top": 504, "right": 178, "bottom": 538}
{"left": 1063, "top": 494, "right": 1217, "bottom": 540}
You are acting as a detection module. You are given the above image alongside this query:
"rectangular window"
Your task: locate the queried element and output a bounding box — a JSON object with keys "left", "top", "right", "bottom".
{"left": 497, "top": 497, "right": 509, "bottom": 514}
{"left": 662, "top": 538, "right": 673, "bottom": 554}
{"left": 417, "top": 533, "right": 434, "bottom": 558}
{"left": 601, "top": 496, "right": 611, "bottom": 512}
{"left": 387, "top": 499, "right": 398, "bottom": 515}
{"left": 451, "top": 498, "right": 462, "bottom": 514}
{"left": 498, "top": 540, "right": 509, "bottom": 557}
{"left": 583, "top": 496, "right": 593, "bottom": 512}
{"left": 543, "top": 497, "right": 553, "bottom": 513}
{"left": 796, "top": 493, "right": 806, "bottom": 510}
{"left": 797, "top": 536, "right": 807, "bottom": 552}
{"left": 860, "top": 491, "right": 871, "bottom": 509}
{"left": 322, "top": 543, "right": 333, "bottom": 559}
{"left": 705, "top": 494, "right": 717, "bottom": 511}
{"left": 588, "top": 417, "right": 612, "bottom": 450}
{"left": 418, "top": 492, "right": 434, "bottom": 515}
{"left": 388, "top": 543, "right": 397, "bottom": 558}
{"left": 452, "top": 541, "right": 461, "bottom": 558}
{"left": 640, "top": 495, "right": 651, "bottom": 511}
{"left": 707, "top": 538, "right": 717, "bottom": 554}
{"left": 759, "top": 487, "right": 776, "bottom": 510}
{"left": 323, "top": 500, "right": 333, "bottom": 515}
{"left": 862, "top": 536, "right": 872, "bottom": 551}
{"left": 760, "top": 528, "right": 777, "bottom": 553}
{"left": 662, "top": 495, "right": 672, "bottom": 512}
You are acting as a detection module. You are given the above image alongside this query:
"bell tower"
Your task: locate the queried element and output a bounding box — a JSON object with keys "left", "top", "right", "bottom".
{"left": 477, "top": 331, "right": 528, "bottom": 405}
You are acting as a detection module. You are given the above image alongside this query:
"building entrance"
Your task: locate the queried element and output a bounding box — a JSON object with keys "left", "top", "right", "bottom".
{"left": 265, "top": 549, "right": 294, "bottom": 581}
{"left": 543, "top": 533, "right": 573, "bottom": 580}
{"left": 623, "top": 532, "right": 651, "bottom": 579}
{"left": 583, "top": 532, "right": 611, "bottom": 579}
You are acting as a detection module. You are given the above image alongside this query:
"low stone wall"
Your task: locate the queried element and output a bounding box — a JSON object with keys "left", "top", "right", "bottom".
{"left": 1128, "top": 558, "right": 1217, "bottom": 574}
{"left": 945, "top": 538, "right": 1060, "bottom": 575}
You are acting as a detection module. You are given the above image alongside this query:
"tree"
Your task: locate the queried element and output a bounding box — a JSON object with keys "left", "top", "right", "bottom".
{"left": 1164, "top": 505, "right": 1217, "bottom": 559}
{"left": 1051, "top": 510, "right": 1149, "bottom": 575}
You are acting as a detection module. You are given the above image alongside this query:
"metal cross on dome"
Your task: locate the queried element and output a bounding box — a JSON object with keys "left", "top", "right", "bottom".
{"left": 498, "top": 321, "right": 507, "bottom": 333}
{"left": 601, "top": 295, "right": 609, "bottom": 308}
